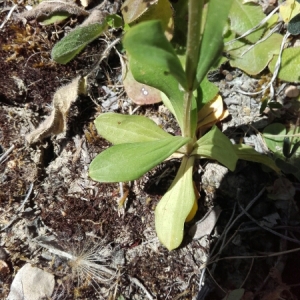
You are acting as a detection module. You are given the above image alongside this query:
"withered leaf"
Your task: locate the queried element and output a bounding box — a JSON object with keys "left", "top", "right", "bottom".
{"left": 21, "top": 0, "right": 89, "bottom": 20}
{"left": 26, "top": 76, "right": 87, "bottom": 144}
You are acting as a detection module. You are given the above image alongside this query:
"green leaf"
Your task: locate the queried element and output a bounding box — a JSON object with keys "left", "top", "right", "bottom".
{"left": 192, "top": 126, "right": 238, "bottom": 171}
{"left": 171, "top": 0, "right": 188, "bottom": 47}
{"left": 123, "top": 20, "right": 187, "bottom": 90}
{"left": 222, "top": 289, "right": 245, "bottom": 300}
{"left": 197, "top": 76, "right": 219, "bottom": 110}
{"left": 229, "top": 0, "right": 266, "bottom": 43}
{"left": 155, "top": 156, "right": 195, "bottom": 250}
{"left": 89, "top": 136, "right": 190, "bottom": 182}
{"left": 94, "top": 113, "right": 171, "bottom": 144}
{"left": 268, "top": 47, "right": 300, "bottom": 82}
{"left": 262, "top": 123, "right": 286, "bottom": 155}
{"left": 232, "top": 144, "right": 280, "bottom": 173}
{"left": 280, "top": 0, "right": 300, "bottom": 24}
{"left": 275, "top": 158, "right": 299, "bottom": 174}
{"left": 124, "top": 21, "right": 187, "bottom": 129}
{"left": 106, "top": 14, "right": 123, "bottom": 28}
{"left": 288, "top": 13, "right": 300, "bottom": 35}
{"left": 51, "top": 22, "right": 107, "bottom": 64}
{"left": 195, "top": 0, "right": 233, "bottom": 88}
{"left": 40, "top": 12, "right": 70, "bottom": 25}
{"left": 228, "top": 33, "right": 283, "bottom": 75}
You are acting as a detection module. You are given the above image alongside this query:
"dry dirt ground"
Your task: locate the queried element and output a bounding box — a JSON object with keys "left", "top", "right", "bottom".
{"left": 1, "top": 0, "right": 300, "bottom": 299}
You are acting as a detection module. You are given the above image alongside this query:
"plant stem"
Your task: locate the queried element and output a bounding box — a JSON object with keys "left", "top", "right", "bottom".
{"left": 182, "top": 0, "right": 203, "bottom": 152}
{"left": 185, "top": 0, "right": 203, "bottom": 90}
{"left": 182, "top": 91, "right": 193, "bottom": 150}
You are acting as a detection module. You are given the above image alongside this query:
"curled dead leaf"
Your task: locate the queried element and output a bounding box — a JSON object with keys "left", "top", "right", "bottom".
{"left": 21, "top": 0, "right": 88, "bottom": 20}
{"left": 26, "top": 76, "right": 87, "bottom": 144}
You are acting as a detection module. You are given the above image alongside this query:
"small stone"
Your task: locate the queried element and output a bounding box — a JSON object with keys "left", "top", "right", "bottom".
{"left": 7, "top": 263, "right": 54, "bottom": 300}
{"left": 225, "top": 73, "right": 233, "bottom": 81}
{"left": 284, "top": 85, "right": 300, "bottom": 98}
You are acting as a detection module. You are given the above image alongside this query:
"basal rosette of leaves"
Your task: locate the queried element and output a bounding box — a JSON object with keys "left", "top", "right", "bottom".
{"left": 89, "top": 0, "right": 280, "bottom": 250}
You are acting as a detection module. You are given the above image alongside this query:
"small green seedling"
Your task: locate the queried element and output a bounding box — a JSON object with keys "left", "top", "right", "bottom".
{"left": 89, "top": 0, "right": 279, "bottom": 250}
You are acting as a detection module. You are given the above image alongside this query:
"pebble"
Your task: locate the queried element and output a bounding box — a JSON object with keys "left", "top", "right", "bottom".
{"left": 284, "top": 85, "right": 300, "bottom": 98}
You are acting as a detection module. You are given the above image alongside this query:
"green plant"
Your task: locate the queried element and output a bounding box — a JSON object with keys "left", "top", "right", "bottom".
{"left": 263, "top": 123, "right": 300, "bottom": 180}
{"left": 89, "top": 0, "right": 279, "bottom": 250}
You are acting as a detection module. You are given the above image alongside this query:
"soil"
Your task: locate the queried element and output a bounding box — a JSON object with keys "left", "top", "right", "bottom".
{"left": 1, "top": 1, "right": 300, "bottom": 300}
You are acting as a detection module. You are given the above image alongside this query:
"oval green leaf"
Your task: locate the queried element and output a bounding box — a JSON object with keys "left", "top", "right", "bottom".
{"left": 228, "top": 33, "right": 283, "bottom": 75}
{"left": 192, "top": 126, "right": 238, "bottom": 171}
{"left": 288, "top": 13, "right": 300, "bottom": 35}
{"left": 123, "top": 20, "right": 190, "bottom": 131}
{"left": 268, "top": 47, "right": 300, "bottom": 82}
{"left": 229, "top": 0, "right": 266, "bottom": 43}
{"left": 89, "top": 136, "right": 190, "bottom": 182}
{"left": 51, "top": 22, "right": 107, "bottom": 64}
{"left": 123, "top": 20, "right": 187, "bottom": 91}
{"left": 40, "top": 12, "right": 70, "bottom": 26}
{"left": 196, "top": 0, "right": 233, "bottom": 88}
{"left": 155, "top": 156, "right": 195, "bottom": 250}
{"left": 94, "top": 113, "right": 171, "bottom": 144}
{"left": 232, "top": 144, "right": 280, "bottom": 173}
{"left": 262, "top": 123, "right": 286, "bottom": 155}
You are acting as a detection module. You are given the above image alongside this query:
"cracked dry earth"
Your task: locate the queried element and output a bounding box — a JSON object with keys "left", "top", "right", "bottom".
{"left": 1, "top": 1, "right": 300, "bottom": 300}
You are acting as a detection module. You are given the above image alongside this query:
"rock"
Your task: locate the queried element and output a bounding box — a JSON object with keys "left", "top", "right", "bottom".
{"left": 284, "top": 85, "right": 300, "bottom": 98}
{"left": 7, "top": 263, "right": 54, "bottom": 300}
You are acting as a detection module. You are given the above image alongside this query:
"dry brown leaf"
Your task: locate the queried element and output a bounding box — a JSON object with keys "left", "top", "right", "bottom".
{"left": 26, "top": 76, "right": 87, "bottom": 144}
{"left": 122, "top": 58, "right": 162, "bottom": 105}
{"left": 21, "top": 0, "right": 89, "bottom": 20}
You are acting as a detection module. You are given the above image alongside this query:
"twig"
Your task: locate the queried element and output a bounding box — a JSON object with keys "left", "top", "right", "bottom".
{"left": 204, "top": 247, "right": 300, "bottom": 267}
{"left": 240, "top": 23, "right": 282, "bottom": 57}
{"left": 128, "top": 275, "right": 154, "bottom": 300}
{"left": 0, "top": 144, "right": 15, "bottom": 164}
{"left": 0, "top": 4, "right": 18, "bottom": 29}
{"left": 239, "top": 258, "right": 254, "bottom": 289}
{"left": 225, "top": 6, "right": 280, "bottom": 46}
{"left": 198, "top": 188, "right": 265, "bottom": 294}
{"left": 210, "top": 187, "right": 266, "bottom": 262}
{"left": 206, "top": 267, "right": 226, "bottom": 294}
{"left": 237, "top": 200, "right": 300, "bottom": 245}
{"left": 0, "top": 183, "right": 33, "bottom": 231}
{"left": 85, "top": 37, "right": 121, "bottom": 79}
{"left": 235, "top": 30, "right": 291, "bottom": 99}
